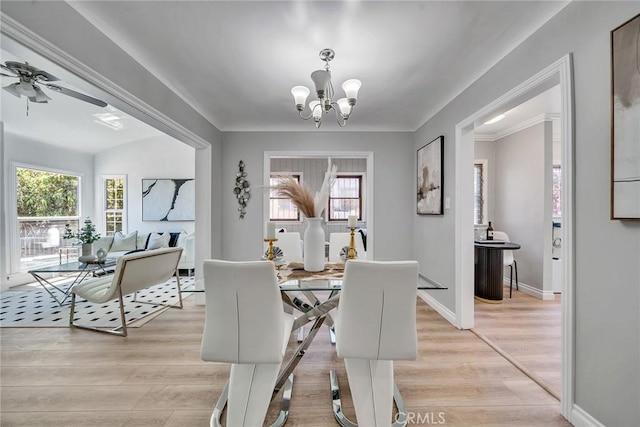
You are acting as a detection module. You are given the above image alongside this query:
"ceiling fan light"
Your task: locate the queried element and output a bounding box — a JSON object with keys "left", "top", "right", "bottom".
{"left": 17, "top": 81, "right": 37, "bottom": 97}
{"left": 291, "top": 86, "right": 310, "bottom": 110}
{"left": 336, "top": 98, "right": 352, "bottom": 117}
{"left": 32, "top": 86, "right": 52, "bottom": 102}
{"left": 3, "top": 83, "right": 22, "bottom": 98}
{"left": 342, "top": 79, "right": 361, "bottom": 103}
{"left": 311, "top": 70, "right": 331, "bottom": 98}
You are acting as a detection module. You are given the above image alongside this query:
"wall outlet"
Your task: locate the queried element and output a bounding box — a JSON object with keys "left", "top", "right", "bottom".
{"left": 445, "top": 197, "right": 451, "bottom": 209}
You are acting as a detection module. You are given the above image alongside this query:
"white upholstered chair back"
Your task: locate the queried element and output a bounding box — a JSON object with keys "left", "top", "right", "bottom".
{"left": 201, "top": 260, "right": 286, "bottom": 364}
{"left": 336, "top": 260, "right": 418, "bottom": 360}
{"left": 267, "top": 232, "right": 303, "bottom": 263}
{"left": 493, "top": 231, "right": 514, "bottom": 265}
{"left": 110, "top": 248, "right": 182, "bottom": 298}
{"left": 328, "top": 232, "right": 367, "bottom": 262}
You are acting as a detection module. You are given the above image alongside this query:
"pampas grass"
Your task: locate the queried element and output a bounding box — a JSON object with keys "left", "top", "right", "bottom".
{"left": 272, "top": 158, "right": 337, "bottom": 218}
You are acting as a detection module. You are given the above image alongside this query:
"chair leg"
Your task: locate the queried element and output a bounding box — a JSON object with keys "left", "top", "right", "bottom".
{"left": 69, "top": 288, "right": 128, "bottom": 337}
{"left": 514, "top": 260, "right": 519, "bottom": 290}
{"left": 509, "top": 264, "right": 513, "bottom": 298}
{"left": 330, "top": 370, "right": 408, "bottom": 427}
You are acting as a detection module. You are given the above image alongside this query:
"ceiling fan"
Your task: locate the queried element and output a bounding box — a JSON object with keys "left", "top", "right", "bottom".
{"left": 1, "top": 61, "right": 107, "bottom": 108}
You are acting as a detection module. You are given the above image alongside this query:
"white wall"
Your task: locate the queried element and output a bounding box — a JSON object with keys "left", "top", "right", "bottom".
{"left": 94, "top": 135, "right": 195, "bottom": 236}
{"left": 221, "top": 132, "right": 413, "bottom": 262}
{"left": 493, "top": 122, "right": 549, "bottom": 290}
{"left": 2, "top": 132, "right": 95, "bottom": 288}
{"left": 414, "top": 2, "right": 640, "bottom": 425}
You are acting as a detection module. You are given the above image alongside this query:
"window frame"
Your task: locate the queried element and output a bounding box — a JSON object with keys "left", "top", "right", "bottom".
{"left": 327, "top": 173, "right": 365, "bottom": 222}
{"left": 102, "top": 175, "right": 127, "bottom": 236}
{"left": 269, "top": 172, "right": 303, "bottom": 222}
{"left": 474, "top": 160, "right": 488, "bottom": 226}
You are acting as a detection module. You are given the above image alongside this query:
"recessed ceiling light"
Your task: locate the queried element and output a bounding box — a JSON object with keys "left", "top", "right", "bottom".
{"left": 93, "top": 112, "right": 125, "bottom": 130}
{"left": 484, "top": 114, "right": 506, "bottom": 125}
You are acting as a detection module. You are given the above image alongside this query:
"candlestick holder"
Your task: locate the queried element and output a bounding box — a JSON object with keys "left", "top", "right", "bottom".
{"left": 264, "top": 238, "right": 278, "bottom": 261}
{"left": 347, "top": 227, "right": 357, "bottom": 259}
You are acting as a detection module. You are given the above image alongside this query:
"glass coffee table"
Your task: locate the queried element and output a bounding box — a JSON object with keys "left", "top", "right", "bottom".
{"left": 28, "top": 260, "right": 117, "bottom": 306}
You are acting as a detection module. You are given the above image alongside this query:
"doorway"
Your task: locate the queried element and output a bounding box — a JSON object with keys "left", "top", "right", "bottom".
{"left": 454, "top": 54, "right": 574, "bottom": 418}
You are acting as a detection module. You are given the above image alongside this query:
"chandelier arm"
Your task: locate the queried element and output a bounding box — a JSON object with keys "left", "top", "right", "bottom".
{"left": 298, "top": 110, "right": 314, "bottom": 120}
{"left": 330, "top": 104, "right": 348, "bottom": 127}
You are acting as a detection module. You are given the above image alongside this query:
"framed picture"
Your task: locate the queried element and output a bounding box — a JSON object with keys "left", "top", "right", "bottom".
{"left": 142, "top": 178, "right": 195, "bottom": 221}
{"left": 417, "top": 136, "right": 444, "bottom": 215}
{"left": 611, "top": 13, "right": 640, "bottom": 220}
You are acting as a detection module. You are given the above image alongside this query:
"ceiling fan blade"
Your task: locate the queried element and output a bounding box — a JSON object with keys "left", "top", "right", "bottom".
{"left": 0, "top": 63, "right": 18, "bottom": 76}
{"left": 1, "top": 72, "right": 18, "bottom": 78}
{"left": 45, "top": 83, "right": 107, "bottom": 107}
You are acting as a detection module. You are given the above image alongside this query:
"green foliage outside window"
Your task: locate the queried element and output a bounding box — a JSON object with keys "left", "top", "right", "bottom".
{"left": 17, "top": 168, "right": 79, "bottom": 217}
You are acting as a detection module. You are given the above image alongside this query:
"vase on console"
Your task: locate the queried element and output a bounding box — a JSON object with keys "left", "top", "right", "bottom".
{"left": 78, "top": 243, "right": 95, "bottom": 263}
{"left": 304, "top": 218, "right": 325, "bottom": 272}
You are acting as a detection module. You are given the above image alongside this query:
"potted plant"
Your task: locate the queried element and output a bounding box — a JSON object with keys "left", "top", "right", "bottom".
{"left": 63, "top": 218, "right": 101, "bottom": 262}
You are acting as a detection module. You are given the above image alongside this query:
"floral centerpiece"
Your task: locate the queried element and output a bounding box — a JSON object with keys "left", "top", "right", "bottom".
{"left": 273, "top": 159, "right": 337, "bottom": 271}
{"left": 63, "top": 218, "right": 101, "bottom": 261}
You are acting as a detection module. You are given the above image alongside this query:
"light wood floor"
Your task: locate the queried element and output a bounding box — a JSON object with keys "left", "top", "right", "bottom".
{"left": 0, "top": 294, "right": 570, "bottom": 426}
{"left": 474, "top": 286, "right": 562, "bottom": 397}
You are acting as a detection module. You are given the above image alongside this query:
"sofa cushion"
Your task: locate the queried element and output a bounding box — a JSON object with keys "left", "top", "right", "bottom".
{"left": 111, "top": 231, "right": 138, "bottom": 252}
{"left": 147, "top": 232, "right": 171, "bottom": 250}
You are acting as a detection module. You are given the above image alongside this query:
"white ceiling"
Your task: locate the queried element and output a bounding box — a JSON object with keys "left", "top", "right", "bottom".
{"left": 1, "top": 1, "right": 569, "bottom": 151}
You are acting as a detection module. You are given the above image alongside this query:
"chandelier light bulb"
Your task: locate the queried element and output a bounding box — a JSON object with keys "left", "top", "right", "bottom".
{"left": 311, "top": 70, "right": 331, "bottom": 98}
{"left": 291, "top": 86, "right": 310, "bottom": 110}
{"left": 337, "top": 98, "right": 352, "bottom": 117}
{"left": 342, "top": 79, "right": 361, "bottom": 103}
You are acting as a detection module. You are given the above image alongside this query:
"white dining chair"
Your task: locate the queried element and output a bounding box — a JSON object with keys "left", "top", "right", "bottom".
{"left": 493, "top": 230, "right": 519, "bottom": 298}
{"left": 331, "top": 260, "right": 419, "bottom": 427}
{"left": 264, "top": 231, "right": 303, "bottom": 263}
{"left": 201, "top": 260, "right": 294, "bottom": 427}
{"left": 328, "top": 232, "right": 367, "bottom": 262}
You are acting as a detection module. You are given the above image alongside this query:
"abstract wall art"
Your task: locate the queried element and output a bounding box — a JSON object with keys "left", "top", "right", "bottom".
{"left": 417, "top": 135, "right": 444, "bottom": 215}
{"left": 142, "top": 178, "right": 195, "bottom": 221}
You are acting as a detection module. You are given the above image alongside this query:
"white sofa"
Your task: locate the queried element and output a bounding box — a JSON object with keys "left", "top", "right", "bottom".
{"left": 94, "top": 231, "right": 195, "bottom": 276}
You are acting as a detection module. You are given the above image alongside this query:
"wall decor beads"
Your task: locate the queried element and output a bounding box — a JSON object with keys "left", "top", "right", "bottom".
{"left": 234, "top": 160, "right": 250, "bottom": 219}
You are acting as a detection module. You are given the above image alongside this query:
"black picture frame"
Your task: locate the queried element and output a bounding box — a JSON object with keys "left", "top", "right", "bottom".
{"left": 417, "top": 135, "right": 444, "bottom": 215}
{"left": 610, "top": 13, "right": 640, "bottom": 220}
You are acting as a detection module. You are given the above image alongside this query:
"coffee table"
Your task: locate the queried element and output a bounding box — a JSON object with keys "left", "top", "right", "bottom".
{"left": 28, "top": 260, "right": 116, "bottom": 306}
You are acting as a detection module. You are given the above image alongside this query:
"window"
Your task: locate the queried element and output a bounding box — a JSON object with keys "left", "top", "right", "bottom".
{"left": 474, "top": 161, "right": 487, "bottom": 225}
{"left": 16, "top": 166, "right": 80, "bottom": 271}
{"left": 270, "top": 174, "right": 301, "bottom": 221}
{"left": 328, "top": 175, "right": 362, "bottom": 221}
{"left": 552, "top": 165, "right": 562, "bottom": 218}
{"left": 104, "top": 176, "right": 126, "bottom": 236}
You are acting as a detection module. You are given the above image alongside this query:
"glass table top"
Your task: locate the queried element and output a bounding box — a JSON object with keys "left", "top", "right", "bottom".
{"left": 28, "top": 260, "right": 116, "bottom": 274}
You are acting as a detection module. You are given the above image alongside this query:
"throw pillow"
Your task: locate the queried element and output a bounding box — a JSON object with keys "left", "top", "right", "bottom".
{"left": 111, "top": 231, "right": 138, "bottom": 252}
{"left": 147, "top": 232, "right": 171, "bottom": 250}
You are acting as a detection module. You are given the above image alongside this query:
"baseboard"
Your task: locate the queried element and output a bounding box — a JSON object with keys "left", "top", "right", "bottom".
{"left": 418, "top": 290, "right": 457, "bottom": 327}
{"left": 571, "top": 404, "right": 605, "bottom": 427}
{"left": 503, "top": 278, "right": 555, "bottom": 300}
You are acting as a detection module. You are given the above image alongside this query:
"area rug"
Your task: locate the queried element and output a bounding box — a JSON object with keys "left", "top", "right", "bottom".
{"left": 0, "top": 276, "right": 195, "bottom": 328}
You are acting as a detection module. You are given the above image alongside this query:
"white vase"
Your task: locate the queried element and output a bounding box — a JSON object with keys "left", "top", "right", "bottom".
{"left": 304, "top": 218, "right": 325, "bottom": 272}
{"left": 78, "top": 243, "right": 95, "bottom": 263}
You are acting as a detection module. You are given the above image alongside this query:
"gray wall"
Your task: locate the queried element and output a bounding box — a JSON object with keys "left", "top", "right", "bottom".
{"left": 221, "top": 132, "right": 413, "bottom": 262}
{"left": 414, "top": 2, "right": 640, "bottom": 425}
{"left": 493, "top": 123, "right": 548, "bottom": 290}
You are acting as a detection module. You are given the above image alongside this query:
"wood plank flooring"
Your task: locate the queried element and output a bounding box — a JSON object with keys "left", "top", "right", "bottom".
{"left": 1, "top": 293, "right": 569, "bottom": 426}
{"left": 473, "top": 286, "right": 562, "bottom": 397}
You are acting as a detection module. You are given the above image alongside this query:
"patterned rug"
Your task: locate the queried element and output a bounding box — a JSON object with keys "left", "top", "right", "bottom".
{"left": 0, "top": 276, "right": 194, "bottom": 328}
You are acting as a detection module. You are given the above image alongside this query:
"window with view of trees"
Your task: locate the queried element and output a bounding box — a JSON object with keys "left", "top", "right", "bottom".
{"left": 474, "top": 161, "right": 486, "bottom": 225}
{"left": 270, "top": 174, "right": 301, "bottom": 221}
{"left": 553, "top": 165, "right": 562, "bottom": 218}
{"left": 328, "top": 175, "right": 362, "bottom": 221}
{"left": 104, "top": 176, "right": 126, "bottom": 236}
{"left": 16, "top": 166, "right": 80, "bottom": 271}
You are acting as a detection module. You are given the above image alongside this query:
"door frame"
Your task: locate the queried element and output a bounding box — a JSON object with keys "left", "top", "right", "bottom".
{"left": 454, "top": 54, "right": 575, "bottom": 418}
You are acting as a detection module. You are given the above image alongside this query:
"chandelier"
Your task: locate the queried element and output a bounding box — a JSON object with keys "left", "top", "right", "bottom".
{"left": 291, "top": 48, "right": 361, "bottom": 128}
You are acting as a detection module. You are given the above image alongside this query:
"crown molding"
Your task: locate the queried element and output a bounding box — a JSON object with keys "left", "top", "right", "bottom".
{"left": 476, "top": 113, "right": 559, "bottom": 142}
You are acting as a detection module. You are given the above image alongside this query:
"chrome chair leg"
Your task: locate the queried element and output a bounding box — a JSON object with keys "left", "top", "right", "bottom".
{"left": 329, "top": 370, "right": 408, "bottom": 427}
{"left": 211, "top": 374, "right": 294, "bottom": 427}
